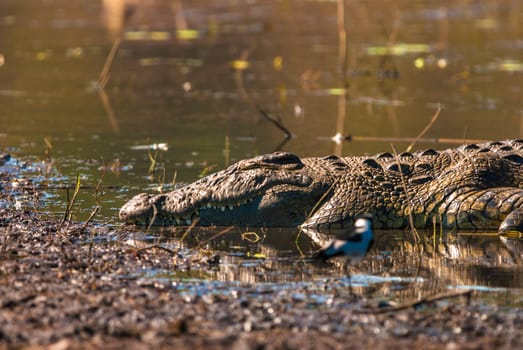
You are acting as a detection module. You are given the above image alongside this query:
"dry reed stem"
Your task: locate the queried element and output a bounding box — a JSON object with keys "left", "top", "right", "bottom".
{"left": 390, "top": 144, "right": 420, "bottom": 245}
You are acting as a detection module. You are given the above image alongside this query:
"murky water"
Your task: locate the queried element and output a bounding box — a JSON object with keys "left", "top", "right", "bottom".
{"left": 1, "top": 0, "right": 523, "bottom": 303}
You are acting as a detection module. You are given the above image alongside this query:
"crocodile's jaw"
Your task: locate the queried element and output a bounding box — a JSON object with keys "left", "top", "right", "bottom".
{"left": 118, "top": 185, "right": 328, "bottom": 227}
{"left": 118, "top": 192, "right": 265, "bottom": 226}
{"left": 119, "top": 152, "right": 332, "bottom": 227}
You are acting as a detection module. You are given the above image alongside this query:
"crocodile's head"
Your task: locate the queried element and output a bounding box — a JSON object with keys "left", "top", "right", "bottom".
{"left": 119, "top": 152, "right": 331, "bottom": 226}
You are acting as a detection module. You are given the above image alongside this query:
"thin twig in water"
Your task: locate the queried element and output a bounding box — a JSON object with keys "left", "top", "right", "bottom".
{"left": 334, "top": 0, "right": 349, "bottom": 156}
{"left": 59, "top": 172, "right": 82, "bottom": 230}
{"left": 148, "top": 149, "right": 159, "bottom": 177}
{"left": 179, "top": 218, "right": 200, "bottom": 245}
{"left": 294, "top": 228, "right": 307, "bottom": 258}
{"left": 257, "top": 106, "right": 292, "bottom": 139}
{"left": 346, "top": 135, "right": 488, "bottom": 145}
{"left": 406, "top": 104, "right": 443, "bottom": 152}
{"left": 98, "top": 36, "right": 121, "bottom": 88}
{"left": 241, "top": 230, "right": 261, "bottom": 243}
{"left": 305, "top": 178, "right": 340, "bottom": 224}
{"left": 80, "top": 206, "right": 100, "bottom": 232}
{"left": 224, "top": 135, "right": 230, "bottom": 167}
{"left": 171, "top": 169, "right": 178, "bottom": 186}
{"left": 145, "top": 204, "right": 158, "bottom": 234}
{"left": 357, "top": 289, "right": 472, "bottom": 314}
{"left": 85, "top": 207, "right": 101, "bottom": 263}
{"left": 93, "top": 172, "right": 105, "bottom": 199}
{"left": 98, "top": 88, "right": 120, "bottom": 133}
{"left": 136, "top": 244, "right": 177, "bottom": 255}
{"left": 15, "top": 184, "right": 121, "bottom": 191}
{"left": 197, "top": 226, "right": 235, "bottom": 249}
{"left": 98, "top": 6, "right": 134, "bottom": 88}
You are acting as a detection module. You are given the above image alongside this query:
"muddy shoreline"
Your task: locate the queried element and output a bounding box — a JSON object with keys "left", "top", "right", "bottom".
{"left": 1, "top": 162, "right": 523, "bottom": 349}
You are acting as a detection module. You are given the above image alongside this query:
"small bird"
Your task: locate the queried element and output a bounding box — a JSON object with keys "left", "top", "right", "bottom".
{"left": 315, "top": 214, "right": 374, "bottom": 296}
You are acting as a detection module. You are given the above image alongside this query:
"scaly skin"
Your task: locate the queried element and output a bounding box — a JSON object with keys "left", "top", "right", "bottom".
{"left": 119, "top": 140, "right": 523, "bottom": 233}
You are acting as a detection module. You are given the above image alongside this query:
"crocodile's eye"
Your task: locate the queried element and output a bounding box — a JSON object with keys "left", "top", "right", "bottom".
{"left": 259, "top": 152, "right": 304, "bottom": 169}
{"left": 239, "top": 152, "right": 304, "bottom": 171}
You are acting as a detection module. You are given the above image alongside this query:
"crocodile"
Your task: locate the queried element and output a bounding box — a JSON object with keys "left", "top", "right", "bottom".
{"left": 119, "top": 140, "right": 523, "bottom": 233}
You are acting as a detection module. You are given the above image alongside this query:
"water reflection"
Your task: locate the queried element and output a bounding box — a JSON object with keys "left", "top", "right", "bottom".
{"left": 130, "top": 225, "right": 523, "bottom": 304}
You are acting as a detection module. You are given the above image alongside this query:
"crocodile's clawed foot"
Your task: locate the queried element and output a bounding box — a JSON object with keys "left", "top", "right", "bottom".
{"left": 499, "top": 208, "right": 523, "bottom": 235}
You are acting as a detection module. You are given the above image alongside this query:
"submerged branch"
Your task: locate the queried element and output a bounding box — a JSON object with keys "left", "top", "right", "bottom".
{"left": 257, "top": 106, "right": 292, "bottom": 140}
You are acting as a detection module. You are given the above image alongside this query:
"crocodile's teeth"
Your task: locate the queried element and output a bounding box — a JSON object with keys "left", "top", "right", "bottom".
{"left": 207, "top": 203, "right": 212, "bottom": 209}
{"left": 185, "top": 218, "right": 192, "bottom": 225}
{"left": 229, "top": 205, "right": 234, "bottom": 210}
{"left": 221, "top": 206, "right": 226, "bottom": 212}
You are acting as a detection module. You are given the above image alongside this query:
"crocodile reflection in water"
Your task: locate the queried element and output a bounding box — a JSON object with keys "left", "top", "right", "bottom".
{"left": 120, "top": 140, "right": 523, "bottom": 234}
{"left": 138, "top": 225, "right": 523, "bottom": 296}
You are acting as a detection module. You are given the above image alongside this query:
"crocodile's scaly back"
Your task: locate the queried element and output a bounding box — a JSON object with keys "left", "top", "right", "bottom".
{"left": 304, "top": 140, "right": 523, "bottom": 231}
{"left": 119, "top": 140, "right": 523, "bottom": 233}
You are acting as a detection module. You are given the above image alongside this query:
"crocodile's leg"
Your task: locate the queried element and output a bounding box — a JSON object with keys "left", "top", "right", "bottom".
{"left": 499, "top": 208, "right": 523, "bottom": 233}
{"left": 303, "top": 187, "right": 523, "bottom": 233}
{"left": 438, "top": 187, "right": 523, "bottom": 233}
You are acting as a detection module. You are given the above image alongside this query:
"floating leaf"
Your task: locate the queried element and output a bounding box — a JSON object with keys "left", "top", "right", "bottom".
{"left": 414, "top": 57, "right": 425, "bottom": 69}
{"left": 36, "top": 50, "right": 52, "bottom": 61}
{"left": 496, "top": 59, "right": 523, "bottom": 72}
{"left": 124, "top": 31, "right": 148, "bottom": 40}
{"left": 139, "top": 57, "right": 162, "bottom": 66}
{"left": 150, "top": 31, "right": 171, "bottom": 41}
{"left": 231, "top": 60, "right": 249, "bottom": 70}
{"left": 2, "top": 16, "right": 16, "bottom": 25}
{"left": 176, "top": 29, "right": 199, "bottom": 40}
{"left": 124, "top": 31, "right": 171, "bottom": 41}
{"left": 246, "top": 251, "right": 266, "bottom": 259}
{"left": 273, "top": 56, "right": 283, "bottom": 71}
{"left": 199, "top": 165, "right": 217, "bottom": 178}
{"left": 279, "top": 84, "right": 287, "bottom": 104}
{"left": 130, "top": 143, "right": 169, "bottom": 151}
{"left": 165, "top": 57, "right": 203, "bottom": 67}
{"left": 326, "top": 88, "right": 346, "bottom": 96}
{"left": 66, "top": 47, "right": 83, "bottom": 58}
{"left": 475, "top": 18, "right": 497, "bottom": 30}
{"left": 367, "top": 43, "right": 431, "bottom": 56}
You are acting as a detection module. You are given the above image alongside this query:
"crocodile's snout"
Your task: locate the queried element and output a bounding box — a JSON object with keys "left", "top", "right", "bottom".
{"left": 119, "top": 193, "right": 156, "bottom": 223}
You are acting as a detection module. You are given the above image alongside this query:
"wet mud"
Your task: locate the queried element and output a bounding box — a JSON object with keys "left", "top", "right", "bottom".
{"left": 1, "top": 162, "right": 523, "bottom": 349}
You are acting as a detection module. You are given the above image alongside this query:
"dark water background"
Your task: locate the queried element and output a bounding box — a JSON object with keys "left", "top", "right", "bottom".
{"left": 1, "top": 0, "right": 523, "bottom": 304}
